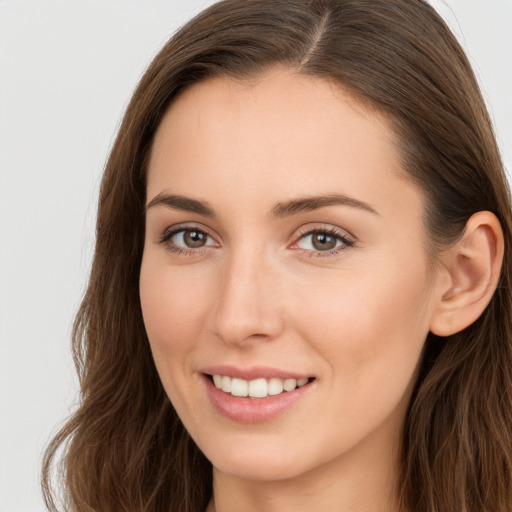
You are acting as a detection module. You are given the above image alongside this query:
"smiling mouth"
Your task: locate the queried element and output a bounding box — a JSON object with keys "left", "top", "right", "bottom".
{"left": 208, "top": 374, "right": 315, "bottom": 399}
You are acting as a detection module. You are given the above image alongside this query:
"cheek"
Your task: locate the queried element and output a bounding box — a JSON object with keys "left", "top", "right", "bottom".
{"left": 290, "top": 261, "right": 432, "bottom": 391}
{"left": 139, "top": 257, "right": 213, "bottom": 365}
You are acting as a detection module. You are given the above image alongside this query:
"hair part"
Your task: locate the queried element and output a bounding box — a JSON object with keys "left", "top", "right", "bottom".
{"left": 42, "top": 1, "right": 512, "bottom": 511}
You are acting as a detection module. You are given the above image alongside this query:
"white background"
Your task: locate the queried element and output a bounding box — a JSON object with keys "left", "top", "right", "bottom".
{"left": 0, "top": 1, "right": 511, "bottom": 511}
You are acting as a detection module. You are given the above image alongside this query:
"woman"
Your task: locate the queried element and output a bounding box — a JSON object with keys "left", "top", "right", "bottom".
{"left": 42, "top": 1, "right": 512, "bottom": 511}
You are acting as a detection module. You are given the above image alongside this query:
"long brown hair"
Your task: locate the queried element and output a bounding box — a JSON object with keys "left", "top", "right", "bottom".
{"left": 42, "top": 1, "right": 512, "bottom": 511}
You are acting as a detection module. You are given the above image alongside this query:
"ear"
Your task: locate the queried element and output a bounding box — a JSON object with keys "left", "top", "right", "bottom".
{"left": 429, "top": 211, "right": 504, "bottom": 337}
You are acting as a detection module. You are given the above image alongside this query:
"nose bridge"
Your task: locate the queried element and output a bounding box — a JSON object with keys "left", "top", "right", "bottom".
{"left": 211, "top": 243, "right": 284, "bottom": 346}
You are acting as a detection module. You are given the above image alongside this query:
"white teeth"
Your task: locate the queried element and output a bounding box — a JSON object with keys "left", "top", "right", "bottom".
{"left": 221, "top": 375, "right": 231, "bottom": 393}
{"left": 268, "top": 378, "right": 284, "bottom": 396}
{"left": 212, "top": 375, "right": 310, "bottom": 398}
{"left": 248, "top": 378, "right": 267, "bottom": 398}
{"left": 231, "top": 378, "right": 248, "bottom": 397}
{"left": 213, "top": 374, "right": 223, "bottom": 388}
{"left": 283, "top": 378, "right": 297, "bottom": 391}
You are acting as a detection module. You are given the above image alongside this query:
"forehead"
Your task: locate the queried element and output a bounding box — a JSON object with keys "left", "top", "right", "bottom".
{"left": 147, "top": 68, "right": 424, "bottom": 224}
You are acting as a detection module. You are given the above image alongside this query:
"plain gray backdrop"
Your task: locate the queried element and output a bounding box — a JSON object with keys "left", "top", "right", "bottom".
{"left": 0, "top": 1, "right": 511, "bottom": 510}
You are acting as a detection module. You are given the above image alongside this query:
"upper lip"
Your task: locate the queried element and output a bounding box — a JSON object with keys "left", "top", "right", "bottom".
{"left": 200, "top": 364, "right": 313, "bottom": 381}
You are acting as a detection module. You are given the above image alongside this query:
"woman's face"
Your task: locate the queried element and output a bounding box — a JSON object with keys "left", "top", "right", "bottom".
{"left": 140, "top": 69, "right": 442, "bottom": 483}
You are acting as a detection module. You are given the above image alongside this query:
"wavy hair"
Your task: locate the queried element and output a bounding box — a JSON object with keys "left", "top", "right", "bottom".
{"left": 42, "top": 1, "right": 512, "bottom": 511}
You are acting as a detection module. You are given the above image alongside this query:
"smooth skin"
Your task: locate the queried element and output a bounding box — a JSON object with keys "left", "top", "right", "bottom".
{"left": 140, "top": 69, "right": 503, "bottom": 512}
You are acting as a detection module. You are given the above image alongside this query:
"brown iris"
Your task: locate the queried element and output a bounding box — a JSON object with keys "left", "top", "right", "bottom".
{"left": 311, "top": 231, "right": 337, "bottom": 251}
{"left": 183, "top": 230, "right": 207, "bottom": 248}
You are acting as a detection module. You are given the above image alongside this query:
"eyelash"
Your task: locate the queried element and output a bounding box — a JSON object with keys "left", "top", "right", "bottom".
{"left": 293, "top": 227, "right": 355, "bottom": 258}
{"left": 158, "top": 224, "right": 216, "bottom": 256}
{"left": 158, "top": 225, "right": 355, "bottom": 258}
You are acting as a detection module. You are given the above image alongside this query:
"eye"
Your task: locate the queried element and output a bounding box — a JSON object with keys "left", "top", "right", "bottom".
{"left": 173, "top": 229, "right": 209, "bottom": 248}
{"left": 293, "top": 227, "right": 354, "bottom": 255}
{"left": 159, "top": 226, "right": 218, "bottom": 254}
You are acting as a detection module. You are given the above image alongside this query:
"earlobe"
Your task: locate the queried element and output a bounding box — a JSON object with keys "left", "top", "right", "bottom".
{"left": 430, "top": 211, "right": 504, "bottom": 337}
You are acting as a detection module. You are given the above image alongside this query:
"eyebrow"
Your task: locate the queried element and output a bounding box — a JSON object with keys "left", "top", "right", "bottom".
{"left": 145, "top": 192, "right": 378, "bottom": 218}
{"left": 270, "top": 194, "right": 379, "bottom": 218}
{"left": 146, "top": 193, "right": 215, "bottom": 217}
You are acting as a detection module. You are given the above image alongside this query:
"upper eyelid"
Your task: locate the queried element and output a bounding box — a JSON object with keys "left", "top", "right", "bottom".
{"left": 298, "top": 229, "right": 352, "bottom": 241}
{"left": 293, "top": 224, "right": 355, "bottom": 242}
{"left": 161, "top": 222, "right": 215, "bottom": 237}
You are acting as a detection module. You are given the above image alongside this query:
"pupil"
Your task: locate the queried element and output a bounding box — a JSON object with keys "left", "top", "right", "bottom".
{"left": 313, "top": 232, "right": 336, "bottom": 251}
{"left": 184, "top": 230, "right": 206, "bottom": 248}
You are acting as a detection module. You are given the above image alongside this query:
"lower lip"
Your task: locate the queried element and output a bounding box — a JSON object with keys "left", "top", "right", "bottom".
{"left": 202, "top": 375, "right": 315, "bottom": 424}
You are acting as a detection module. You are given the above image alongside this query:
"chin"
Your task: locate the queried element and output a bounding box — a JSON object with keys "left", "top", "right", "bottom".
{"left": 213, "top": 455, "right": 309, "bottom": 483}
{"left": 198, "top": 431, "right": 326, "bottom": 483}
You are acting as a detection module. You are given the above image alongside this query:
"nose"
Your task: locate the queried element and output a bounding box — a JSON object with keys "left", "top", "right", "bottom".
{"left": 210, "top": 248, "right": 285, "bottom": 347}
